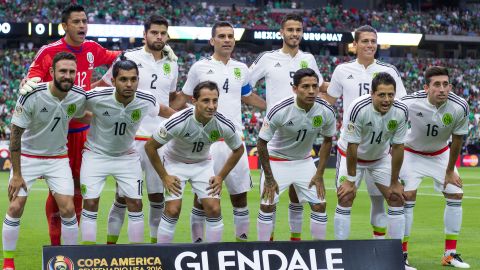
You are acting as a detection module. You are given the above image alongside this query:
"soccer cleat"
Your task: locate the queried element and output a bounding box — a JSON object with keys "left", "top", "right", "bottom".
{"left": 2, "top": 258, "right": 15, "bottom": 270}
{"left": 194, "top": 238, "right": 203, "bottom": 243}
{"left": 403, "top": 253, "right": 417, "bottom": 270}
{"left": 441, "top": 253, "right": 470, "bottom": 268}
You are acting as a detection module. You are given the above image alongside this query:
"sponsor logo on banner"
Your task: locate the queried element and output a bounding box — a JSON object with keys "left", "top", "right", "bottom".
{"left": 462, "top": 155, "right": 479, "bottom": 167}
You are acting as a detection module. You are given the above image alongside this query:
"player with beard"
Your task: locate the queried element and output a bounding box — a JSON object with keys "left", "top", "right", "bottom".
{"left": 100, "top": 15, "right": 179, "bottom": 244}
{"left": 3, "top": 52, "right": 87, "bottom": 270}
{"left": 21, "top": 4, "right": 120, "bottom": 246}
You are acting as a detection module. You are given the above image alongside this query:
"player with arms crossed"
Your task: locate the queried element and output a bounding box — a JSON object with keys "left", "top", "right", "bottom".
{"left": 22, "top": 4, "right": 120, "bottom": 246}
{"left": 324, "top": 25, "right": 407, "bottom": 240}
{"left": 145, "top": 81, "right": 245, "bottom": 243}
{"left": 172, "top": 21, "right": 265, "bottom": 242}
{"left": 249, "top": 13, "right": 328, "bottom": 241}
{"left": 79, "top": 59, "right": 174, "bottom": 244}
{"left": 3, "top": 52, "right": 87, "bottom": 270}
{"left": 101, "top": 15, "right": 179, "bottom": 244}
{"left": 400, "top": 66, "right": 470, "bottom": 269}
{"left": 257, "top": 68, "right": 336, "bottom": 241}
{"left": 334, "top": 72, "right": 414, "bottom": 270}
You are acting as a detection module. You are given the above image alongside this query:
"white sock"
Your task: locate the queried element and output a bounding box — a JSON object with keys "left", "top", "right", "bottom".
{"left": 190, "top": 207, "right": 205, "bottom": 243}
{"left": 445, "top": 199, "right": 462, "bottom": 236}
{"left": 80, "top": 209, "right": 97, "bottom": 244}
{"left": 205, "top": 216, "right": 224, "bottom": 243}
{"left": 334, "top": 205, "right": 351, "bottom": 240}
{"left": 288, "top": 202, "right": 303, "bottom": 239}
{"left": 310, "top": 211, "right": 327, "bottom": 240}
{"left": 127, "top": 211, "right": 144, "bottom": 243}
{"left": 404, "top": 201, "right": 416, "bottom": 243}
{"left": 387, "top": 206, "right": 405, "bottom": 240}
{"left": 149, "top": 201, "right": 164, "bottom": 242}
{"left": 370, "top": 195, "right": 387, "bottom": 239}
{"left": 257, "top": 210, "right": 274, "bottom": 241}
{"left": 107, "top": 201, "right": 126, "bottom": 243}
{"left": 233, "top": 207, "right": 249, "bottom": 241}
{"left": 61, "top": 215, "right": 78, "bottom": 245}
{"left": 2, "top": 215, "right": 20, "bottom": 253}
{"left": 157, "top": 214, "right": 177, "bottom": 243}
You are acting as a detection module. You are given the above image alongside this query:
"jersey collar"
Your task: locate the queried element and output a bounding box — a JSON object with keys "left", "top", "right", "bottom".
{"left": 142, "top": 46, "right": 167, "bottom": 63}
{"left": 355, "top": 58, "right": 376, "bottom": 70}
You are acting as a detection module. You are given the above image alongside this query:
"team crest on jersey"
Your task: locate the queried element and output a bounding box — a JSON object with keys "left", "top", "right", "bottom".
{"left": 87, "top": 52, "right": 94, "bottom": 63}
{"left": 387, "top": 120, "right": 398, "bottom": 131}
{"left": 312, "top": 115, "right": 323, "bottom": 127}
{"left": 158, "top": 127, "right": 167, "bottom": 138}
{"left": 442, "top": 113, "right": 453, "bottom": 126}
{"left": 163, "top": 63, "right": 171, "bottom": 75}
{"left": 47, "top": 255, "right": 75, "bottom": 270}
{"left": 66, "top": 104, "right": 77, "bottom": 117}
{"left": 346, "top": 122, "right": 355, "bottom": 133}
{"left": 300, "top": 60, "right": 308, "bottom": 69}
{"left": 14, "top": 105, "right": 23, "bottom": 116}
{"left": 261, "top": 121, "right": 270, "bottom": 131}
{"left": 131, "top": 109, "right": 141, "bottom": 122}
{"left": 233, "top": 68, "right": 241, "bottom": 80}
{"left": 209, "top": 130, "right": 221, "bottom": 142}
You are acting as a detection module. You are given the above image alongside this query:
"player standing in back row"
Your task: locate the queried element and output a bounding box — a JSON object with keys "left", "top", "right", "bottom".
{"left": 249, "top": 13, "right": 328, "bottom": 241}
{"left": 400, "top": 66, "right": 470, "bottom": 269}
{"left": 172, "top": 21, "right": 265, "bottom": 242}
{"left": 324, "top": 25, "right": 407, "bottom": 240}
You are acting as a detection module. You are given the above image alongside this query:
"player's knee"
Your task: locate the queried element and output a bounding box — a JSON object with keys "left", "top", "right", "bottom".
{"left": 445, "top": 193, "right": 463, "bottom": 200}
{"left": 387, "top": 195, "right": 403, "bottom": 207}
{"left": 404, "top": 191, "right": 417, "bottom": 201}
{"left": 115, "top": 193, "right": 127, "bottom": 204}
{"left": 205, "top": 203, "right": 222, "bottom": 217}
{"left": 310, "top": 202, "right": 326, "bottom": 213}
{"left": 126, "top": 199, "right": 143, "bottom": 212}
{"left": 260, "top": 204, "right": 276, "bottom": 213}
{"left": 8, "top": 200, "right": 25, "bottom": 217}
{"left": 148, "top": 193, "right": 164, "bottom": 203}
{"left": 337, "top": 193, "right": 355, "bottom": 207}
{"left": 83, "top": 198, "right": 99, "bottom": 211}
{"left": 230, "top": 192, "right": 247, "bottom": 208}
{"left": 164, "top": 205, "right": 181, "bottom": 218}
{"left": 58, "top": 200, "right": 75, "bottom": 217}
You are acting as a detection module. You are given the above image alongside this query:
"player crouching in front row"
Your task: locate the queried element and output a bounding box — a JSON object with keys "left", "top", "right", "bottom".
{"left": 145, "top": 81, "right": 244, "bottom": 243}
{"left": 256, "top": 68, "right": 336, "bottom": 241}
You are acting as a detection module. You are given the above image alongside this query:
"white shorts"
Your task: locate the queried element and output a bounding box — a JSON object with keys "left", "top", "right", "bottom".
{"left": 400, "top": 149, "right": 462, "bottom": 194}
{"left": 80, "top": 150, "right": 143, "bottom": 199}
{"left": 259, "top": 157, "right": 325, "bottom": 205}
{"left": 336, "top": 154, "right": 395, "bottom": 193}
{"left": 211, "top": 140, "right": 252, "bottom": 195}
{"left": 163, "top": 156, "right": 218, "bottom": 201}
{"left": 135, "top": 140, "right": 164, "bottom": 194}
{"left": 11, "top": 155, "right": 74, "bottom": 196}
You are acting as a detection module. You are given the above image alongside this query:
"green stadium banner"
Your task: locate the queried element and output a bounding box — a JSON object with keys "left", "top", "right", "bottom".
{"left": 43, "top": 240, "right": 403, "bottom": 270}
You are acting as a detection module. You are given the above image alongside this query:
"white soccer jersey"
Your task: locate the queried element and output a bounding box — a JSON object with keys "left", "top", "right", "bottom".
{"left": 259, "top": 96, "right": 336, "bottom": 160}
{"left": 153, "top": 107, "right": 243, "bottom": 164}
{"left": 84, "top": 87, "right": 159, "bottom": 156}
{"left": 401, "top": 90, "right": 469, "bottom": 152}
{"left": 103, "top": 47, "right": 178, "bottom": 137}
{"left": 327, "top": 59, "right": 407, "bottom": 125}
{"left": 338, "top": 94, "right": 408, "bottom": 160}
{"left": 249, "top": 49, "right": 324, "bottom": 110}
{"left": 12, "top": 82, "right": 86, "bottom": 156}
{"left": 182, "top": 56, "right": 251, "bottom": 131}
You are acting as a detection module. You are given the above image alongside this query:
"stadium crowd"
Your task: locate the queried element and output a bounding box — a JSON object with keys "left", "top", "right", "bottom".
{"left": 1, "top": 1, "right": 480, "bottom": 35}
{"left": 0, "top": 47, "right": 479, "bottom": 151}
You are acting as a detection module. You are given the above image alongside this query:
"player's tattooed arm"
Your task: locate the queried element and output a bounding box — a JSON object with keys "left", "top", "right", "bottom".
{"left": 8, "top": 124, "right": 27, "bottom": 201}
{"left": 445, "top": 134, "right": 463, "bottom": 188}
{"left": 257, "top": 138, "right": 278, "bottom": 203}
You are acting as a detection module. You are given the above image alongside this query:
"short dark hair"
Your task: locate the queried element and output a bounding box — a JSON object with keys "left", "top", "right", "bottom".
{"left": 211, "top": 21, "right": 234, "bottom": 37}
{"left": 61, "top": 5, "right": 85, "bottom": 23}
{"left": 144, "top": 15, "right": 169, "bottom": 32}
{"left": 371, "top": 72, "right": 396, "bottom": 93}
{"left": 52, "top": 52, "right": 77, "bottom": 70}
{"left": 425, "top": 66, "right": 449, "bottom": 85}
{"left": 281, "top": 13, "right": 303, "bottom": 28}
{"left": 193, "top": 81, "right": 219, "bottom": 100}
{"left": 354, "top": 25, "right": 377, "bottom": 42}
{"left": 293, "top": 68, "right": 318, "bottom": 86}
{"left": 112, "top": 59, "right": 138, "bottom": 78}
